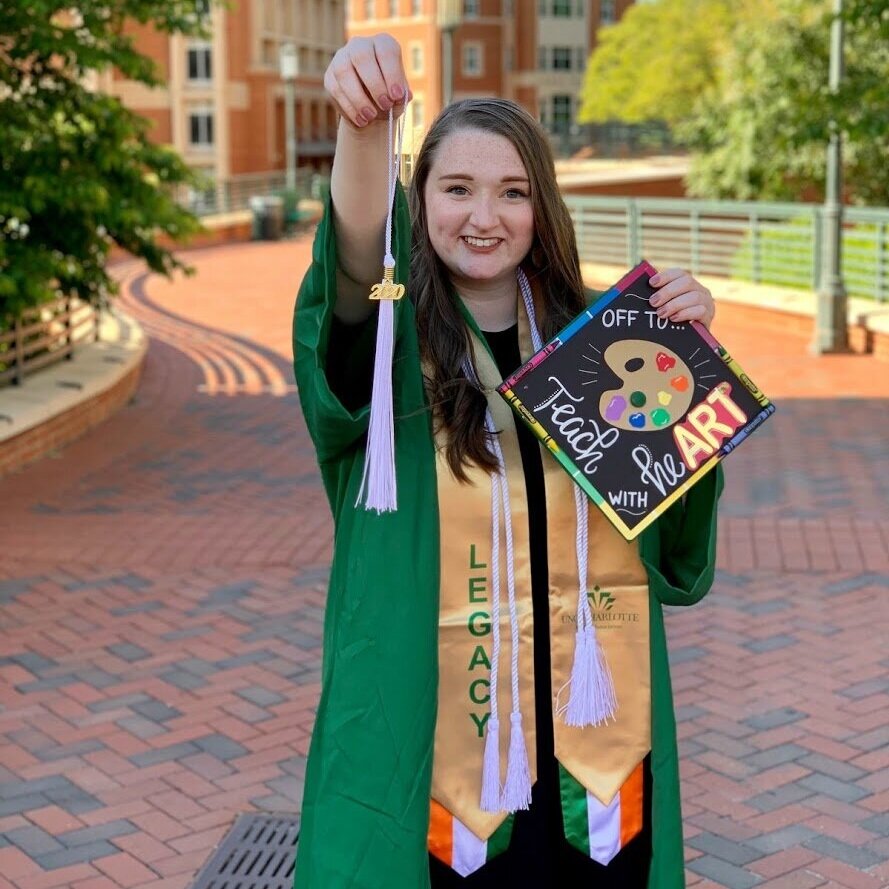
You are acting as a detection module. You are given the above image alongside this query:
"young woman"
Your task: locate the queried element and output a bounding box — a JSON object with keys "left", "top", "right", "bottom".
{"left": 293, "top": 34, "right": 721, "bottom": 889}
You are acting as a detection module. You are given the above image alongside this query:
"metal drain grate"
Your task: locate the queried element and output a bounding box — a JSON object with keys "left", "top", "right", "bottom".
{"left": 190, "top": 813, "right": 300, "bottom": 889}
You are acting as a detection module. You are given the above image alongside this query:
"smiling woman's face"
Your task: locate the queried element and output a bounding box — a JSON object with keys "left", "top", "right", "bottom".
{"left": 423, "top": 127, "right": 535, "bottom": 290}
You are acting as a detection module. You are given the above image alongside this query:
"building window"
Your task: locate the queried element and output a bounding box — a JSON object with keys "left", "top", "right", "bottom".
{"left": 576, "top": 46, "right": 586, "bottom": 71}
{"left": 463, "top": 0, "right": 479, "bottom": 17}
{"left": 538, "top": 45, "right": 547, "bottom": 70}
{"left": 600, "top": 0, "right": 615, "bottom": 24}
{"left": 576, "top": 0, "right": 584, "bottom": 14}
{"left": 187, "top": 43, "right": 212, "bottom": 81}
{"left": 553, "top": 0, "right": 572, "bottom": 15}
{"left": 552, "top": 94, "right": 572, "bottom": 133}
{"left": 365, "top": 0, "right": 374, "bottom": 19}
{"left": 552, "top": 46, "right": 572, "bottom": 69}
{"left": 505, "top": 45, "right": 513, "bottom": 71}
{"left": 389, "top": 0, "right": 398, "bottom": 15}
{"left": 188, "top": 109, "right": 214, "bottom": 146}
{"left": 538, "top": 0, "right": 546, "bottom": 14}
{"left": 412, "top": 0, "right": 421, "bottom": 14}
{"left": 462, "top": 42, "right": 482, "bottom": 76}
{"left": 412, "top": 98, "right": 424, "bottom": 130}
{"left": 410, "top": 42, "right": 423, "bottom": 73}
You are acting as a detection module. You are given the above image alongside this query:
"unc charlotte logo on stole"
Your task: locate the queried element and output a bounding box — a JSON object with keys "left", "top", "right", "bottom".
{"left": 588, "top": 584, "right": 615, "bottom": 612}
{"left": 562, "top": 584, "right": 640, "bottom": 628}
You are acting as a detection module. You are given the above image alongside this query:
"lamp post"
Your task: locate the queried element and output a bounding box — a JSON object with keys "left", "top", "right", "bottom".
{"left": 813, "top": 0, "right": 847, "bottom": 354}
{"left": 438, "top": 0, "right": 462, "bottom": 108}
{"left": 279, "top": 42, "right": 299, "bottom": 193}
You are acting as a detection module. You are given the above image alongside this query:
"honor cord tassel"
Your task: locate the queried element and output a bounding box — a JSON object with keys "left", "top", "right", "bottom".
{"left": 480, "top": 412, "right": 503, "bottom": 811}
{"left": 464, "top": 356, "right": 523, "bottom": 813}
{"left": 518, "top": 270, "right": 617, "bottom": 728}
{"left": 491, "top": 427, "right": 532, "bottom": 811}
{"left": 561, "top": 485, "right": 617, "bottom": 727}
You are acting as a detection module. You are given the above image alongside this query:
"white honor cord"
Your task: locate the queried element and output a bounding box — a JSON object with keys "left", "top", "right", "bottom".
{"left": 519, "top": 270, "right": 616, "bottom": 726}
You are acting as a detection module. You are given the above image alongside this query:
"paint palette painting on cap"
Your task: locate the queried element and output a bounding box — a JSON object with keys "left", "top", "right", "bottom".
{"left": 498, "top": 260, "right": 775, "bottom": 540}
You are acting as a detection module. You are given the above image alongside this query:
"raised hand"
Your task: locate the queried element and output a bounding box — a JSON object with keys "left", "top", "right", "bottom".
{"left": 324, "top": 34, "right": 412, "bottom": 131}
{"left": 648, "top": 268, "right": 716, "bottom": 328}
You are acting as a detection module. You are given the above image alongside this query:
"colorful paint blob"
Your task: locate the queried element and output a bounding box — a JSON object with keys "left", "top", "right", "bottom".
{"left": 605, "top": 395, "right": 627, "bottom": 422}
{"left": 650, "top": 409, "right": 671, "bottom": 427}
{"left": 670, "top": 375, "right": 689, "bottom": 392}
{"left": 657, "top": 391, "right": 672, "bottom": 406}
{"left": 656, "top": 351, "right": 676, "bottom": 373}
{"left": 629, "top": 413, "right": 646, "bottom": 428}
{"left": 630, "top": 390, "right": 647, "bottom": 407}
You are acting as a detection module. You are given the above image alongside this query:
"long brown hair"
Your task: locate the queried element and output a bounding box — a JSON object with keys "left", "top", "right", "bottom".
{"left": 409, "top": 98, "right": 585, "bottom": 481}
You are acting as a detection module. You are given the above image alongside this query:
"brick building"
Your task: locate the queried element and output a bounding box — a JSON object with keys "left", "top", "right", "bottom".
{"left": 97, "top": 0, "right": 346, "bottom": 206}
{"left": 105, "top": 0, "right": 639, "bottom": 203}
{"left": 347, "top": 0, "right": 635, "bottom": 155}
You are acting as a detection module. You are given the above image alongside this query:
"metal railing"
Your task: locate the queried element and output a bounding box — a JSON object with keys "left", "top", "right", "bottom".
{"left": 0, "top": 297, "right": 99, "bottom": 387}
{"left": 565, "top": 196, "right": 889, "bottom": 302}
{"left": 178, "top": 170, "right": 330, "bottom": 217}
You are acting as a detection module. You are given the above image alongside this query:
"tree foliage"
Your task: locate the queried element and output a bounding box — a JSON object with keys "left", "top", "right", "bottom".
{"left": 578, "top": 0, "right": 770, "bottom": 127}
{"left": 682, "top": 0, "right": 889, "bottom": 203}
{"left": 0, "top": 1, "right": 211, "bottom": 319}
{"left": 579, "top": 0, "right": 889, "bottom": 204}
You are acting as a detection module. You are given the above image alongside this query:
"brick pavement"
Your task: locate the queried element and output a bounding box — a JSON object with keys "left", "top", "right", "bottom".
{"left": 0, "top": 236, "right": 887, "bottom": 889}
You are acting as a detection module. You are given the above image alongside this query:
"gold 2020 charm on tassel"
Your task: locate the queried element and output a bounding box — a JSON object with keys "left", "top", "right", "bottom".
{"left": 369, "top": 267, "right": 405, "bottom": 301}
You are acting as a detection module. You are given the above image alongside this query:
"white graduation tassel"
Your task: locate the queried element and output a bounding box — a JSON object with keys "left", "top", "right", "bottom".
{"left": 518, "top": 271, "right": 618, "bottom": 728}
{"left": 356, "top": 98, "right": 408, "bottom": 513}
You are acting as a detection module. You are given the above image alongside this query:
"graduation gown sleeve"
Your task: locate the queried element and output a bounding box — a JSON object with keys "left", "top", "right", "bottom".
{"left": 293, "top": 182, "right": 419, "bottom": 468}
{"left": 291, "top": 185, "right": 440, "bottom": 889}
{"left": 641, "top": 463, "right": 724, "bottom": 607}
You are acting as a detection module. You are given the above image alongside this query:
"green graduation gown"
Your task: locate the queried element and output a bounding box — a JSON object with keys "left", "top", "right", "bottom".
{"left": 292, "top": 185, "right": 723, "bottom": 889}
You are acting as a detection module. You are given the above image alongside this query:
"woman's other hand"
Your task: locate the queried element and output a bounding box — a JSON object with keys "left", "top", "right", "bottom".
{"left": 648, "top": 268, "right": 716, "bottom": 329}
{"left": 324, "top": 34, "right": 412, "bottom": 131}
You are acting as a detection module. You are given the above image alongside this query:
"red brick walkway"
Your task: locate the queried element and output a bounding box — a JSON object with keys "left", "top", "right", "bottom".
{"left": 0, "top": 237, "right": 886, "bottom": 889}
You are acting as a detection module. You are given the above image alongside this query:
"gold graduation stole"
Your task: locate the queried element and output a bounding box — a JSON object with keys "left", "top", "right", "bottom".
{"left": 426, "top": 281, "right": 651, "bottom": 875}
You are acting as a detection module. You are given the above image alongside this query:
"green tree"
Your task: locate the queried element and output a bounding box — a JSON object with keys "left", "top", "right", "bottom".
{"left": 578, "top": 0, "right": 771, "bottom": 127}
{"left": 682, "top": 0, "right": 889, "bottom": 203}
{"left": 0, "top": 1, "right": 210, "bottom": 320}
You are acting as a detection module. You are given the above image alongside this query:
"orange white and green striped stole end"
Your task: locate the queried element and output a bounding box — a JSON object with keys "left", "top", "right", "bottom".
{"left": 428, "top": 799, "right": 514, "bottom": 876}
{"left": 559, "top": 760, "right": 645, "bottom": 864}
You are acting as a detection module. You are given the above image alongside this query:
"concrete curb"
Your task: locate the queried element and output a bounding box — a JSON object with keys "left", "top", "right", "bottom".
{"left": 0, "top": 307, "right": 147, "bottom": 478}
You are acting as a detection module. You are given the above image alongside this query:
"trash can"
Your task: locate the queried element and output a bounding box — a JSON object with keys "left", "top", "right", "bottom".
{"left": 249, "top": 195, "right": 284, "bottom": 241}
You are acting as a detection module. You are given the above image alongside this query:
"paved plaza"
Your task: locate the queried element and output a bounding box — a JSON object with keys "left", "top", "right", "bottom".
{"left": 0, "top": 235, "right": 887, "bottom": 889}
